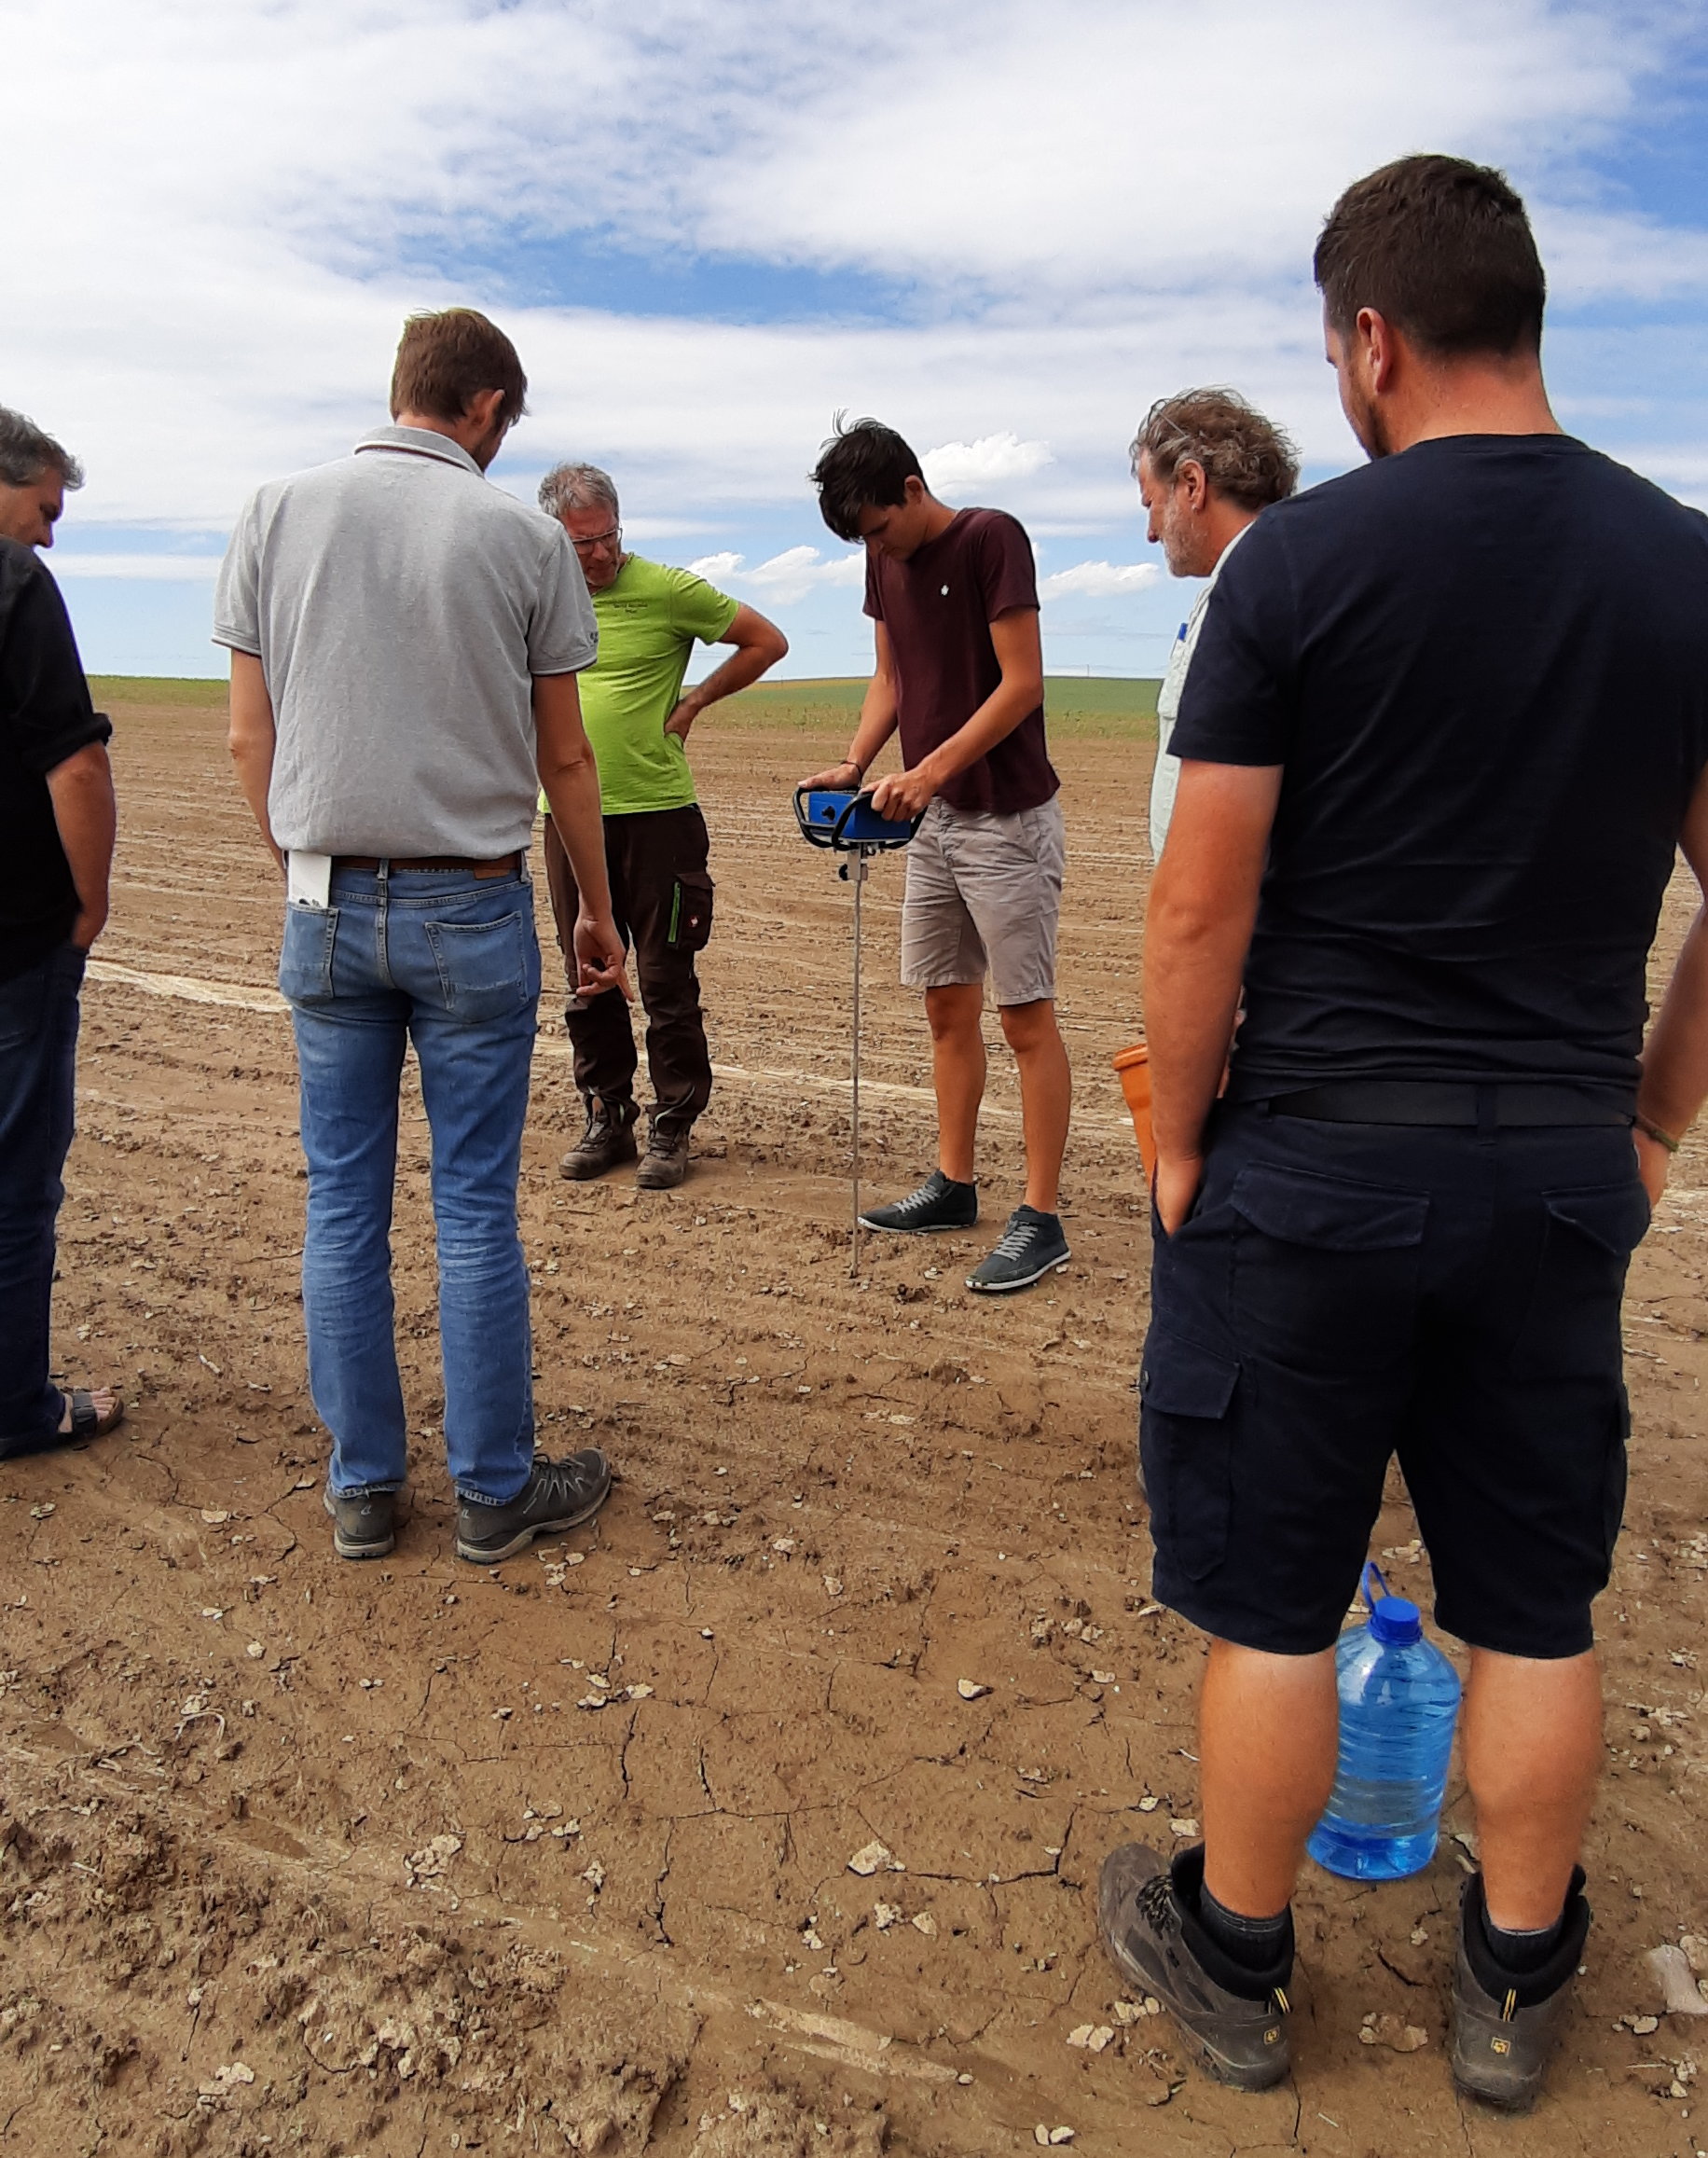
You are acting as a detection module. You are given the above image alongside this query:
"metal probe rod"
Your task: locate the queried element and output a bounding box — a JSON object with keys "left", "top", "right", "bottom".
{"left": 849, "top": 850, "right": 867, "bottom": 1277}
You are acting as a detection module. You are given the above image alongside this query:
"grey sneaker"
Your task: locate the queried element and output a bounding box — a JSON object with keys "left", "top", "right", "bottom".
{"left": 1451, "top": 1868, "right": 1589, "bottom": 2111}
{"left": 636, "top": 1127, "right": 690, "bottom": 1189}
{"left": 1098, "top": 1844, "right": 1292, "bottom": 2092}
{"left": 323, "top": 1483, "right": 397, "bottom": 1561}
{"left": 860, "top": 1169, "right": 978, "bottom": 1234}
{"left": 560, "top": 1098, "right": 638, "bottom": 1182}
{"left": 456, "top": 1449, "right": 613, "bottom": 1565}
{"left": 967, "top": 1205, "right": 1069, "bottom": 1293}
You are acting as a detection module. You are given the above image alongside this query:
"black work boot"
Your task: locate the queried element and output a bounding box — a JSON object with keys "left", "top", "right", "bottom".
{"left": 636, "top": 1122, "right": 691, "bottom": 1190}
{"left": 559, "top": 1096, "right": 638, "bottom": 1182}
{"left": 456, "top": 1449, "right": 613, "bottom": 1564}
{"left": 323, "top": 1483, "right": 397, "bottom": 1560}
{"left": 1098, "top": 1843, "right": 1293, "bottom": 2091}
{"left": 1451, "top": 1867, "right": 1590, "bottom": 2111}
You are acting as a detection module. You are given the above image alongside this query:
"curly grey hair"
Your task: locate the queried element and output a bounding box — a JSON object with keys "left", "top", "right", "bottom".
{"left": 538, "top": 461, "right": 618, "bottom": 522}
{"left": 1129, "top": 389, "right": 1298, "bottom": 511}
{"left": 0, "top": 406, "right": 84, "bottom": 491}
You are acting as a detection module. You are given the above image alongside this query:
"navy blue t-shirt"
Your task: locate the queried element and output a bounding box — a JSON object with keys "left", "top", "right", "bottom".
{"left": 1171, "top": 435, "right": 1708, "bottom": 1102}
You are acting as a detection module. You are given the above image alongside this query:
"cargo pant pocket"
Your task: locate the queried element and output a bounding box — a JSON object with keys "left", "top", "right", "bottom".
{"left": 668, "top": 870, "right": 714, "bottom": 953}
{"left": 1139, "top": 1329, "right": 1239, "bottom": 1584}
{"left": 1512, "top": 1180, "right": 1651, "bottom": 1379}
{"left": 1232, "top": 1160, "right": 1429, "bottom": 1374}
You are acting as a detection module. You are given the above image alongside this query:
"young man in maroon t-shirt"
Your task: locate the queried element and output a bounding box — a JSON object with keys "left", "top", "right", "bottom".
{"left": 803, "top": 418, "right": 1071, "bottom": 1292}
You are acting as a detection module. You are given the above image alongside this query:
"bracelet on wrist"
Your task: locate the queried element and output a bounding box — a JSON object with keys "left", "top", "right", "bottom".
{"left": 1635, "top": 1112, "right": 1683, "bottom": 1154}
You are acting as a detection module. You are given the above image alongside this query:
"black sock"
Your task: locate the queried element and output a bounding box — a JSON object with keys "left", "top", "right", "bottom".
{"left": 1198, "top": 1878, "right": 1291, "bottom": 1973}
{"left": 1481, "top": 1902, "right": 1567, "bottom": 1977}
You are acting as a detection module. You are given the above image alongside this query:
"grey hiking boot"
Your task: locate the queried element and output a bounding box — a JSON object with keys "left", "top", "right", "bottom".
{"left": 1451, "top": 1867, "right": 1590, "bottom": 2111}
{"left": 1098, "top": 1843, "right": 1293, "bottom": 2091}
{"left": 967, "top": 1205, "right": 1069, "bottom": 1293}
{"left": 456, "top": 1448, "right": 613, "bottom": 1565}
{"left": 560, "top": 1097, "right": 638, "bottom": 1182}
{"left": 860, "top": 1169, "right": 978, "bottom": 1234}
{"left": 323, "top": 1483, "right": 397, "bottom": 1561}
{"left": 636, "top": 1126, "right": 690, "bottom": 1190}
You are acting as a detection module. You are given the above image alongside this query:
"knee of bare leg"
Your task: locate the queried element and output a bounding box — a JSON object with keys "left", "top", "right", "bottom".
{"left": 924, "top": 984, "right": 982, "bottom": 1042}
{"left": 999, "top": 997, "right": 1054, "bottom": 1051}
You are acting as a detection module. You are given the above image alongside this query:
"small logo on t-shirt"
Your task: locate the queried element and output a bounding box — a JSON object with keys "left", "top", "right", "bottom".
{"left": 941, "top": 585, "right": 949, "bottom": 597}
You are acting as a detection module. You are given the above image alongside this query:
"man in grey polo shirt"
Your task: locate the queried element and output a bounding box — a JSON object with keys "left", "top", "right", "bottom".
{"left": 218, "top": 307, "right": 629, "bottom": 1567}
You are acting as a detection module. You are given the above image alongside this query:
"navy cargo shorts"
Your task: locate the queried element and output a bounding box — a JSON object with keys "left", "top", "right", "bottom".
{"left": 1139, "top": 1102, "right": 1650, "bottom": 1658}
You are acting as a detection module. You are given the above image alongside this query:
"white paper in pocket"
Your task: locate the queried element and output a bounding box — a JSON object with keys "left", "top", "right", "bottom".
{"left": 286, "top": 851, "right": 333, "bottom": 909}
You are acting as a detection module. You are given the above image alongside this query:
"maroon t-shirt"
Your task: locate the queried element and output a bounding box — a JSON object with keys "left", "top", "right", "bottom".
{"left": 863, "top": 506, "right": 1059, "bottom": 816}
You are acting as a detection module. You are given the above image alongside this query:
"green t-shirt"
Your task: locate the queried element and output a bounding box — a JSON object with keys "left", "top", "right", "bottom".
{"left": 580, "top": 555, "right": 740, "bottom": 815}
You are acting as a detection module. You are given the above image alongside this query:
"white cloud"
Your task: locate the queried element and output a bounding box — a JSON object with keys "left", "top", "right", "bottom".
{"left": 923, "top": 433, "right": 1054, "bottom": 500}
{"left": 687, "top": 546, "right": 865, "bottom": 605}
{"left": 1039, "top": 560, "right": 1162, "bottom": 602}
{"left": 45, "top": 554, "right": 222, "bottom": 580}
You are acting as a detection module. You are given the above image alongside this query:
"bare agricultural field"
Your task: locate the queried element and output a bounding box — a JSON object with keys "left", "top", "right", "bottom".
{"left": 1, "top": 682, "right": 1704, "bottom": 2157}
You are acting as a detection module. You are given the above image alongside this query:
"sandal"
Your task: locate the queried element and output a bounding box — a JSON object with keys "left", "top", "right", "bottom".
{"left": 61, "top": 1389, "right": 125, "bottom": 1441}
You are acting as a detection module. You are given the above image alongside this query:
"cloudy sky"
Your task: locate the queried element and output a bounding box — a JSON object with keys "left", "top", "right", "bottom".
{"left": 8, "top": 0, "right": 1707, "bottom": 680}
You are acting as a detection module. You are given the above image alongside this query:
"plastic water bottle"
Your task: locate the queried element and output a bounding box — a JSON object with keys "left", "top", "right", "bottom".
{"left": 1307, "top": 1563, "right": 1462, "bottom": 1882}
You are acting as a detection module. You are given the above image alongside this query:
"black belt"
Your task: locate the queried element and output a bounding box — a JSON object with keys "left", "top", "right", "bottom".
{"left": 333, "top": 852, "right": 523, "bottom": 878}
{"left": 1262, "top": 1081, "right": 1631, "bottom": 1129}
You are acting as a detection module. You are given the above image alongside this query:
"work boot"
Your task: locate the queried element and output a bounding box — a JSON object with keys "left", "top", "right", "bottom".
{"left": 559, "top": 1096, "right": 638, "bottom": 1182}
{"left": 1450, "top": 1867, "right": 1590, "bottom": 2111}
{"left": 636, "top": 1124, "right": 690, "bottom": 1190}
{"left": 1098, "top": 1843, "right": 1293, "bottom": 2091}
{"left": 456, "top": 1449, "right": 613, "bottom": 1565}
{"left": 323, "top": 1483, "right": 397, "bottom": 1561}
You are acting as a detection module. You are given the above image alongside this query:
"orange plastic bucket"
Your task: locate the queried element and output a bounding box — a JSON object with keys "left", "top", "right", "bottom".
{"left": 1111, "top": 1042, "right": 1156, "bottom": 1181}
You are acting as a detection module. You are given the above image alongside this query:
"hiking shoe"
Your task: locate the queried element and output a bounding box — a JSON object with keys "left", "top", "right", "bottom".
{"left": 636, "top": 1127, "right": 690, "bottom": 1190}
{"left": 967, "top": 1206, "right": 1069, "bottom": 1292}
{"left": 1451, "top": 1867, "right": 1590, "bottom": 2111}
{"left": 323, "top": 1483, "right": 397, "bottom": 1561}
{"left": 559, "top": 1098, "right": 638, "bottom": 1182}
{"left": 456, "top": 1449, "right": 613, "bottom": 1565}
{"left": 860, "top": 1169, "right": 978, "bottom": 1234}
{"left": 1098, "top": 1844, "right": 1293, "bottom": 2091}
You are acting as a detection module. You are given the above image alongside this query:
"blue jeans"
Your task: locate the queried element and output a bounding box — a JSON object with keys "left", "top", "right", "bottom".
{"left": 0, "top": 943, "right": 84, "bottom": 1451}
{"left": 281, "top": 866, "right": 542, "bottom": 1505}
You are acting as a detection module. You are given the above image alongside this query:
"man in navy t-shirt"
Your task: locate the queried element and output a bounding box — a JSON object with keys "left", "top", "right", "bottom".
{"left": 1096, "top": 157, "right": 1708, "bottom": 2110}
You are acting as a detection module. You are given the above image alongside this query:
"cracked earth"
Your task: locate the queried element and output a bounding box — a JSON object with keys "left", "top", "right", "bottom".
{"left": 1, "top": 688, "right": 1705, "bottom": 2155}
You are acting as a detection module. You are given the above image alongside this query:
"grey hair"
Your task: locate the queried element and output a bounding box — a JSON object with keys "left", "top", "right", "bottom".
{"left": 0, "top": 406, "right": 85, "bottom": 491}
{"left": 1129, "top": 388, "right": 1298, "bottom": 511}
{"left": 538, "top": 461, "right": 619, "bottom": 521}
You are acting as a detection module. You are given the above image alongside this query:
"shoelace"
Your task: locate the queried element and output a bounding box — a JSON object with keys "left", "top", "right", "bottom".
{"left": 892, "top": 1184, "right": 944, "bottom": 1218}
{"left": 988, "top": 1217, "right": 1038, "bottom": 1262}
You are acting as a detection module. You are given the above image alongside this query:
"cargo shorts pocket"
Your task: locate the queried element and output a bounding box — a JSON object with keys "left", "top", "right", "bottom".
{"left": 1139, "top": 1330, "right": 1239, "bottom": 1584}
{"left": 422, "top": 911, "right": 536, "bottom": 1021}
{"left": 1232, "top": 1161, "right": 1428, "bottom": 1374}
{"left": 278, "top": 903, "right": 338, "bottom": 1005}
{"left": 668, "top": 870, "right": 714, "bottom": 953}
{"left": 1512, "top": 1180, "right": 1651, "bottom": 1379}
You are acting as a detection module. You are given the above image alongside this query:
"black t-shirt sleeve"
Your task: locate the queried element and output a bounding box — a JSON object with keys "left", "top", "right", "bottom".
{"left": 0, "top": 560, "right": 109, "bottom": 774}
{"left": 1170, "top": 518, "right": 1298, "bottom": 766}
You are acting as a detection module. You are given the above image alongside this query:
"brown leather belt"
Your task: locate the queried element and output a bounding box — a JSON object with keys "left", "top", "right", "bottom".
{"left": 332, "top": 851, "right": 523, "bottom": 878}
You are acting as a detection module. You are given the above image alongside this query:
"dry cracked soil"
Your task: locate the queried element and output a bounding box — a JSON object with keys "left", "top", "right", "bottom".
{"left": 2, "top": 690, "right": 1705, "bottom": 2157}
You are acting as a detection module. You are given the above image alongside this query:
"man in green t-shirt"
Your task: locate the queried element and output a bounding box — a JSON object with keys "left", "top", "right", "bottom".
{"left": 538, "top": 462, "right": 788, "bottom": 1187}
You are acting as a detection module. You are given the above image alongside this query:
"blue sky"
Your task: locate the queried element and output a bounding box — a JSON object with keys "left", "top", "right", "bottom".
{"left": 7, "top": 0, "right": 1707, "bottom": 682}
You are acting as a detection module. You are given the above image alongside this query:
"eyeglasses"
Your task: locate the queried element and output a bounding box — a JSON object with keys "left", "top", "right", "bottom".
{"left": 569, "top": 524, "right": 622, "bottom": 554}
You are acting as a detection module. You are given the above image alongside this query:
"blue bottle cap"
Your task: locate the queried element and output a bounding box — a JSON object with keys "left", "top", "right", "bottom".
{"left": 1368, "top": 1595, "right": 1423, "bottom": 1645}
{"left": 1361, "top": 1558, "right": 1423, "bottom": 1644}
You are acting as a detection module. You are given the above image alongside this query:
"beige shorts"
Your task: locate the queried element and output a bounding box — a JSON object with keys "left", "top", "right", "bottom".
{"left": 900, "top": 795, "right": 1065, "bottom": 1007}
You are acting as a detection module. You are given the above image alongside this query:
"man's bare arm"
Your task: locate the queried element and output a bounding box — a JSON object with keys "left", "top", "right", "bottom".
{"left": 1634, "top": 760, "right": 1708, "bottom": 1206}
{"left": 533, "top": 671, "right": 630, "bottom": 1000}
{"left": 665, "top": 604, "right": 789, "bottom": 742}
{"left": 45, "top": 740, "right": 117, "bottom": 950}
{"left": 227, "top": 651, "right": 283, "bottom": 873}
{"left": 1143, "top": 757, "right": 1283, "bottom": 1231}
{"left": 802, "top": 619, "right": 901, "bottom": 790}
{"left": 867, "top": 607, "right": 1042, "bottom": 821}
